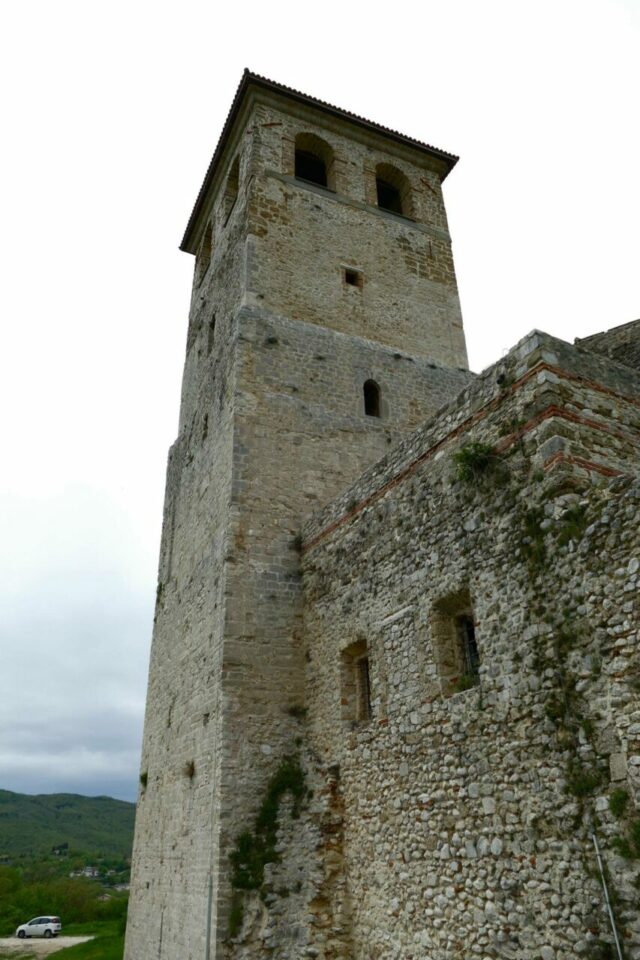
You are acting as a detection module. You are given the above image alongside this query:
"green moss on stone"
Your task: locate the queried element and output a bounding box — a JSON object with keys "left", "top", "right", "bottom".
{"left": 228, "top": 892, "right": 244, "bottom": 938}
{"left": 453, "top": 441, "right": 501, "bottom": 484}
{"left": 557, "top": 504, "right": 588, "bottom": 545}
{"left": 229, "top": 756, "right": 306, "bottom": 893}
{"left": 609, "top": 788, "right": 629, "bottom": 819}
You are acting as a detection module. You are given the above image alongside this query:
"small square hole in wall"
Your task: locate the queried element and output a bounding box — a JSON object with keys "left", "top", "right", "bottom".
{"left": 344, "top": 268, "right": 363, "bottom": 289}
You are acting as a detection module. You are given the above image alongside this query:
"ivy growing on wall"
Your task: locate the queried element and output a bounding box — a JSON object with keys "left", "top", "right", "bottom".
{"left": 227, "top": 755, "right": 306, "bottom": 937}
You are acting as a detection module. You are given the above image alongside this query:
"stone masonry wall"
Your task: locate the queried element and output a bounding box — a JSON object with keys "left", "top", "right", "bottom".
{"left": 128, "top": 73, "right": 640, "bottom": 960}
{"left": 304, "top": 330, "right": 640, "bottom": 547}
{"left": 126, "top": 342, "right": 235, "bottom": 960}
{"left": 578, "top": 319, "right": 640, "bottom": 374}
{"left": 125, "top": 125, "right": 253, "bottom": 960}
{"left": 287, "top": 333, "right": 640, "bottom": 960}
{"left": 129, "top": 74, "right": 640, "bottom": 960}
{"left": 192, "top": 95, "right": 468, "bottom": 368}
{"left": 244, "top": 99, "right": 466, "bottom": 366}
{"left": 214, "top": 304, "right": 471, "bottom": 941}
{"left": 127, "top": 87, "right": 473, "bottom": 959}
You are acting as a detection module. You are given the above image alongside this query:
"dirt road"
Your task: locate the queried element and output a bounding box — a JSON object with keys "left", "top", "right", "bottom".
{"left": 0, "top": 936, "right": 93, "bottom": 956}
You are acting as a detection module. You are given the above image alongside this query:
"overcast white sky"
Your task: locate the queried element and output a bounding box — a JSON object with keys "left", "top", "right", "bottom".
{"left": 0, "top": 0, "right": 638, "bottom": 803}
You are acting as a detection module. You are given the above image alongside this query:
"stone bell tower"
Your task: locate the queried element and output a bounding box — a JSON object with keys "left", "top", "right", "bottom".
{"left": 125, "top": 70, "right": 470, "bottom": 960}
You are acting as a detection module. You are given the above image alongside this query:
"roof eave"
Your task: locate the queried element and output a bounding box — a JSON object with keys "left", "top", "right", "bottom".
{"left": 179, "top": 70, "right": 459, "bottom": 254}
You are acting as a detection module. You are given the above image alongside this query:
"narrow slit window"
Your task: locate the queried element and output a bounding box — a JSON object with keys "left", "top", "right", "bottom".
{"left": 356, "top": 656, "right": 371, "bottom": 722}
{"left": 364, "top": 380, "right": 381, "bottom": 418}
{"left": 207, "top": 314, "right": 216, "bottom": 354}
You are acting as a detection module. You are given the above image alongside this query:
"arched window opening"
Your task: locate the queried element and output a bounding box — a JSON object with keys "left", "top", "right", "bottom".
{"left": 364, "top": 380, "right": 381, "bottom": 418}
{"left": 296, "top": 149, "right": 327, "bottom": 187}
{"left": 294, "top": 133, "right": 335, "bottom": 190}
{"left": 195, "top": 222, "right": 212, "bottom": 286}
{"left": 375, "top": 163, "right": 413, "bottom": 218}
{"left": 224, "top": 155, "right": 240, "bottom": 224}
{"left": 376, "top": 178, "right": 402, "bottom": 214}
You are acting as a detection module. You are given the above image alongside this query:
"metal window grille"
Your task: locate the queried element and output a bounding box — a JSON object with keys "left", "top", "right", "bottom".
{"left": 457, "top": 615, "right": 480, "bottom": 678}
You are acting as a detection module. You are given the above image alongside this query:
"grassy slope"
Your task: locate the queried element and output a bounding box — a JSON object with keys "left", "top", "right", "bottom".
{"left": 54, "top": 936, "right": 124, "bottom": 960}
{"left": 0, "top": 935, "right": 124, "bottom": 960}
{"left": 0, "top": 923, "right": 125, "bottom": 960}
{"left": 51, "top": 922, "right": 124, "bottom": 960}
{"left": 55, "top": 925, "right": 124, "bottom": 960}
{"left": 0, "top": 792, "right": 135, "bottom": 858}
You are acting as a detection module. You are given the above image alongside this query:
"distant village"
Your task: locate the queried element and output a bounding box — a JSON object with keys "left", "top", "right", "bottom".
{"left": 67, "top": 863, "right": 130, "bottom": 891}
{"left": 50, "top": 843, "right": 131, "bottom": 890}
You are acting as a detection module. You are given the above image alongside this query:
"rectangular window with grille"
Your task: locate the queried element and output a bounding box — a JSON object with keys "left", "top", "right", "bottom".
{"left": 431, "top": 590, "right": 480, "bottom": 696}
{"left": 456, "top": 615, "right": 480, "bottom": 679}
{"left": 340, "top": 640, "right": 373, "bottom": 726}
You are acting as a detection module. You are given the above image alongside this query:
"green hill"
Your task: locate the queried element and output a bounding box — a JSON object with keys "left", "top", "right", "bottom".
{"left": 0, "top": 790, "right": 135, "bottom": 858}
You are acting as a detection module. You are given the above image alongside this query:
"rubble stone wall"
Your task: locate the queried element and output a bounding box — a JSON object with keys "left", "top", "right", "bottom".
{"left": 215, "top": 303, "right": 471, "bottom": 941}
{"left": 578, "top": 319, "right": 640, "bottom": 373}
{"left": 127, "top": 79, "right": 640, "bottom": 960}
{"left": 126, "top": 86, "right": 472, "bottom": 960}
{"left": 294, "top": 336, "right": 640, "bottom": 960}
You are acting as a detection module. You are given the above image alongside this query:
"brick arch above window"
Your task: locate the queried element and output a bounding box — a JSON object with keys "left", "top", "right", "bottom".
{"left": 375, "top": 162, "right": 414, "bottom": 219}
{"left": 294, "top": 132, "right": 336, "bottom": 191}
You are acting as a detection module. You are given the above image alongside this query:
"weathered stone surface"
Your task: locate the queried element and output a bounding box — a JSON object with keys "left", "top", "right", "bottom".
{"left": 125, "top": 75, "right": 470, "bottom": 960}
{"left": 125, "top": 73, "right": 640, "bottom": 960}
{"left": 576, "top": 318, "right": 640, "bottom": 372}
{"left": 300, "top": 334, "right": 640, "bottom": 958}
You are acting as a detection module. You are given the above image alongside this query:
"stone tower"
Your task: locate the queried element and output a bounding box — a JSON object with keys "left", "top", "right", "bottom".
{"left": 125, "top": 71, "right": 471, "bottom": 960}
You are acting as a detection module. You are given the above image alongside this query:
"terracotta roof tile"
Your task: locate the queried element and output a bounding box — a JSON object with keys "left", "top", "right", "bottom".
{"left": 180, "top": 70, "right": 458, "bottom": 252}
